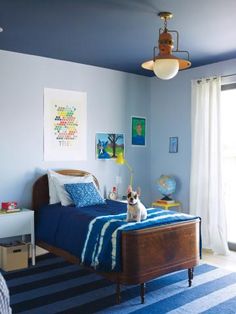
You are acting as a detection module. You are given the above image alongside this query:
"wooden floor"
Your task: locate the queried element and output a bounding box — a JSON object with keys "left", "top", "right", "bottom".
{"left": 202, "top": 249, "right": 236, "bottom": 272}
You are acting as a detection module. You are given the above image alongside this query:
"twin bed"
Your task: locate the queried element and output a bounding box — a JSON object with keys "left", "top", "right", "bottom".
{"left": 32, "top": 169, "right": 200, "bottom": 304}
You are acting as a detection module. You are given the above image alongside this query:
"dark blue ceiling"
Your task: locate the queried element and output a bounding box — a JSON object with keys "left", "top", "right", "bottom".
{"left": 0, "top": 0, "right": 235, "bottom": 76}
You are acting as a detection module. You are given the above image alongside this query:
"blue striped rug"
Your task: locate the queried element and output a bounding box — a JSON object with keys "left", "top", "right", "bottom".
{"left": 2, "top": 253, "right": 236, "bottom": 314}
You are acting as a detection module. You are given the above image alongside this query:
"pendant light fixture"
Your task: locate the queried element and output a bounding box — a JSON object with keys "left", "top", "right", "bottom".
{"left": 141, "top": 12, "right": 191, "bottom": 80}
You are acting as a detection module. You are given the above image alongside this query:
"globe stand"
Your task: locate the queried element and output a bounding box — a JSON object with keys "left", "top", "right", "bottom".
{"left": 161, "top": 195, "right": 173, "bottom": 201}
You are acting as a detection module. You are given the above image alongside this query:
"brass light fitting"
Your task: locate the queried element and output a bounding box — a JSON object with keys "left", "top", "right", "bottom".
{"left": 141, "top": 12, "right": 191, "bottom": 80}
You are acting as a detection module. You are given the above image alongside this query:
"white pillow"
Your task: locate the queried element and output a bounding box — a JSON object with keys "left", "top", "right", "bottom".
{"left": 48, "top": 170, "right": 61, "bottom": 204}
{"left": 48, "top": 170, "right": 95, "bottom": 206}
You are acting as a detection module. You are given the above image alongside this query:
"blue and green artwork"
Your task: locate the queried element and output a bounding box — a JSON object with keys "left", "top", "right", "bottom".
{"left": 96, "top": 133, "right": 124, "bottom": 159}
{"left": 132, "top": 117, "right": 146, "bottom": 146}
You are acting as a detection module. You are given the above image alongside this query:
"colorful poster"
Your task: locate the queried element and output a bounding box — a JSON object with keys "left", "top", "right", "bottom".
{"left": 44, "top": 88, "right": 87, "bottom": 161}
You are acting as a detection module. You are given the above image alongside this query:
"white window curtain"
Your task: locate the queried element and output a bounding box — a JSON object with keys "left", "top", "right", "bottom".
{"left": 190, "top": 76, "right": 229, "bottom": 255}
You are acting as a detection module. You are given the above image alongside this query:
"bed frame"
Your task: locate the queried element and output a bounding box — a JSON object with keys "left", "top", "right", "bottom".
{"left": 32, "top": 170, "right": 200, "bottom": 304}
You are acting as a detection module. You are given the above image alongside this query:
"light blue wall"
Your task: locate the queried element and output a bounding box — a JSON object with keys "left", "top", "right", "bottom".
{"left": 2, "top": 49, "right": 236, "bottom": 211}
{"left": 0, "top": 50, "right": 151, "bottom": 208}
{"left": 150, "top": 58, "right": 236, "bottom": 212}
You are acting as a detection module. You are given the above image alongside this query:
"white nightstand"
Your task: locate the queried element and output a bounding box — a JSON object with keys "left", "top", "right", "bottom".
{"left": 0, "top": 209, "right": 35, "bottom": 265}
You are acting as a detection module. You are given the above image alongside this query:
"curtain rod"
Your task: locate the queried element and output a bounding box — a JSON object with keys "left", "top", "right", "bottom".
{"left": 221, "top": 73, "right": 236, "bottom": 78}
{"left": 196, "top": 73, "right": 236, "bottom": 83}
{"left": 197, "top": 77, "right": 217, "bottom": 83}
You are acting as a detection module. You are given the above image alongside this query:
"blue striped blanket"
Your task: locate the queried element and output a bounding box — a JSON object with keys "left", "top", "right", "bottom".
{"left": 81, "top": 208, "right": 199, "bottom": 272}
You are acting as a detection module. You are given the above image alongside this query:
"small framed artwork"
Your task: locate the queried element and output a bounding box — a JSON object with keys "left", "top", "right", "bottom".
{"left": 131, "top": 116, "right": 146, "bottom": 146}
{"left": 169, "top": 137, "right": 178, "bottom": 153}
{"left": 96, "top": 133, "right": 124, "bottom": 159}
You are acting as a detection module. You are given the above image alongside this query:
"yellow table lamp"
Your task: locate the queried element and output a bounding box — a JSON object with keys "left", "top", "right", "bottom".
{"left": 116, "top": 153, "right": 133, "bottom": 188}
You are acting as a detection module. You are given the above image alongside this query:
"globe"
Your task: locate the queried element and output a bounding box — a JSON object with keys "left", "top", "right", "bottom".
{"left": 157, "top": 175, "right": 176, "bottom": 200}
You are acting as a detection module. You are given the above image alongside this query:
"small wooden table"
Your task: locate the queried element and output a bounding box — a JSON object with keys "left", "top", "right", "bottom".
{"left": 152, "top": 201, "right": 181, "bottom": 211}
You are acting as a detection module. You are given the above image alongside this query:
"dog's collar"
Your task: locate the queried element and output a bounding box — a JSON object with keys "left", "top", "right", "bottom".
{"left": 128, "top": 201, "right": 138, "bottom": 206}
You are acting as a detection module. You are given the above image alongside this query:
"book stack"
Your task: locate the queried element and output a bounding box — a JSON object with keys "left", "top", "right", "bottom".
{"left": 1, "top": 202, "right": 21, "bottom": 213}
{"left": 155, "top": 199, "right": 175, "bottom": 204}
{"left": 0, "top": 208, "right": 21, "bottom": 214}
{"left": 5, "top": 208, "right": 21, "bottom": 213}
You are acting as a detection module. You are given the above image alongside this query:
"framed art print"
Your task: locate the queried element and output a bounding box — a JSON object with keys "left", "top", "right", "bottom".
{"left": 96, "top": 133, "right": 124, "bottom": 159}
{"left": 131, "top": 116, "right": 146, "bottom": 146}
{"left": 169, "top": 137, "right": 178, "bottom": 153}
{"left": 44, "top": 88, "right": 87, "bottom": 161}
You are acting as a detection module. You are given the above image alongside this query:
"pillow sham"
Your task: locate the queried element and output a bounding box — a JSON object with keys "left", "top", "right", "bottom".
{"left": 48, "top": 170, "right": 96, "bottom": 206}
{"left": 65, "top": 182, "right": 106, "bottom": 208}
{"left": 52, "top": 174, "right": 95, "bottom": 206}
{"left": 48, "top": 170, "right": 61, "bottom": 204}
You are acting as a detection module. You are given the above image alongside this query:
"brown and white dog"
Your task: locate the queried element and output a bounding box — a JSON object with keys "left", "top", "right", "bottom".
{"left": 126, "top": 186, "right": 147, "bottom": 222}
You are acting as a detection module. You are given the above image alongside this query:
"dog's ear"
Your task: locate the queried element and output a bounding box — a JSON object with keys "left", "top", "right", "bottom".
{"left": 137, "top": 187, "right": 141, "bottom": 196}
{"left": 127, "top": 185, "right": 132, "bottom": 193}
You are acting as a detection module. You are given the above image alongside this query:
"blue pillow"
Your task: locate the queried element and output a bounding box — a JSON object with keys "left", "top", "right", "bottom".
{"left": 65, "top": 182, "right": 106, "bottom": 208}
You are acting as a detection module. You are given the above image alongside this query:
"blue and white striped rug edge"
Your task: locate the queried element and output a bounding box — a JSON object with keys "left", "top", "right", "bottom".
{"left": 2, "top": 254, "right": 236, "bottom": 314}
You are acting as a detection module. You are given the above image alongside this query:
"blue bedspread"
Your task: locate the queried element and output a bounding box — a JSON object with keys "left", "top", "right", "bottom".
{"left": 36, "top": 201, "right": 199, "bottom": 272}
{"left": 81, "top": 209, "right": 199, "bottom": 272}
{"left": 36, "top": 200, "right": 127, "bottom": 258}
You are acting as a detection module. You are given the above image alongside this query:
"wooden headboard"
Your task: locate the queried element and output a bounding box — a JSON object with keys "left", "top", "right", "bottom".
{"left": 32, "top": 169, "right": 99, "bottom": 211}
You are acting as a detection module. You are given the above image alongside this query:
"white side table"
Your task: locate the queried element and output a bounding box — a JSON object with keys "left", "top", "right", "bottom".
{"left": 0, "top": 209, "right": 35, "bottom": 265}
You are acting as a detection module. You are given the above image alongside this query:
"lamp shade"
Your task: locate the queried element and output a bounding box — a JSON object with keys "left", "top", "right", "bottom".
{"left": 116, "top": 153, "right": 125, "bottom": 165}
{"left": 153, "top": 59, "right": 179, "bottom": 80}
{"left": 141, "top": 12, "right": 191, "bottom": 80}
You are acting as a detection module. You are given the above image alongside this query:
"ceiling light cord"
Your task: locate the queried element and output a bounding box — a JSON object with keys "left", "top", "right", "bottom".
{"left": 163, "top": 16, "right": 168, "bottom": 31}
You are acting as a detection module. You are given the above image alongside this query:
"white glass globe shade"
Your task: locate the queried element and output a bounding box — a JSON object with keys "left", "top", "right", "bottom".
{"left": 153, "top": 59, "right": 179, "bottom": 80}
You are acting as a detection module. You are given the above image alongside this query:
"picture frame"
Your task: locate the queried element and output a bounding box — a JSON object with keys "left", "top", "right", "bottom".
{"left": 131, "top": 116, "right": 146, "bottom": 146}
{"left": 169, "top": 137, "right": 178, "bottom": 153}
{"left": 44, "top": 88, "right": 87, "bottom": 161}
{"left": 95, "top": 133, "right": 124, "bottom": 159}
